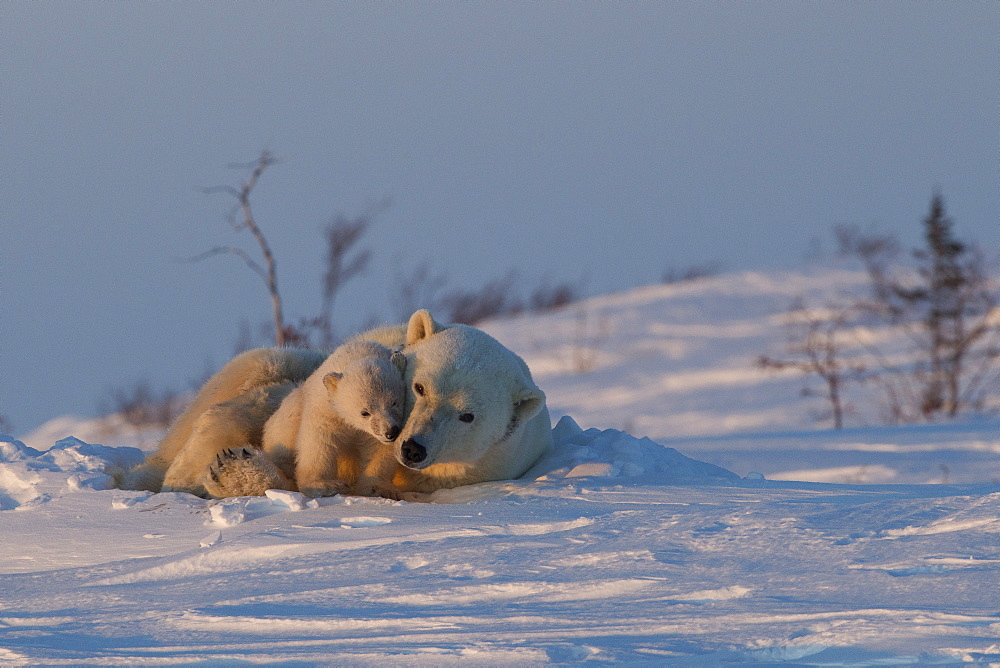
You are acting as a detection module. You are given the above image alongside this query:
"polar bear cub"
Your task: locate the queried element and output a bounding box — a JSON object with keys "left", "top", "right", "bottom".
{"left": 260, "top": 340, "right": 407, "bottom": 498}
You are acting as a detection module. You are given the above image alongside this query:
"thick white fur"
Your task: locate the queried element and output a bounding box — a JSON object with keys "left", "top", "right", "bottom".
{"left": 261, "top": 341, "right": 406, "bottom": 498}
{"left": 355, "top": 310, "right": 553, "bottom": 493}
{"left": 119, "top": 347, "right": 324, "bottom": 497}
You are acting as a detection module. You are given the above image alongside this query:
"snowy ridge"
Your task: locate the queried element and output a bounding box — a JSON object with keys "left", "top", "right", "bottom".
{"left": 479, "top": 268, "right": 1000, "bottom": 484}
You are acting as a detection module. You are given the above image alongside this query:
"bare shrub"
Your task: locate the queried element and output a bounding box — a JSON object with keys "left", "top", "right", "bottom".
{"left": 316, "top": 204, "right": 382, "bottom": 346}
{"left": 192, "top": 150, "right": 287, "bottom": 346}
{"left": 529, "top": 277, "right": 582, "bottom": 312}
{"left": 769, "top": 193, "right": 1000, "bottom": 425}
{"left": 758, "top": 300, "right": 866, "bottom": 429}
{"left": 844, "top": 194, "right": 999, "bottom": 420}
{"left": 570, "top": 307, "right": 611, "bottom": 374}
{"left": 835, "top": 225, "right": 901, "bottom": 301}
{"left": 391, "top": 264, "right": 581, "bottom": 325}
{"left": 286, "top": 203, "right": 382, "bottom": 348}
{"left": 439, "top": 270, "right": 524, "bottom": 325}
{"left": 100, "top": 380, "right": 187, "bottom": 432}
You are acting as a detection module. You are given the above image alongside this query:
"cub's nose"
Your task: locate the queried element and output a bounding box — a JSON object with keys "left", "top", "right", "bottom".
{"left": 400, "top": 438, "right": 427, "bottom": 466}
{"left": 385, "top": 425, "right": 401, "bottom": 441}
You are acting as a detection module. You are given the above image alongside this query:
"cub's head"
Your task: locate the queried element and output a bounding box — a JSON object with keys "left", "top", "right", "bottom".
{"left": 324, "top": 350, "right": 407, "bottom": 443}
{"left": 394, "top": 310, "right": 546, "bottom": 470}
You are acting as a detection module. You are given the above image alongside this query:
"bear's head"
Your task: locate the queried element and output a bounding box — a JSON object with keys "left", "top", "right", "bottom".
{"left": 394, "top": 310, "right": 546, "bottom": 470}
{"left": 323, "top": 349, "right": 407, "bottom": 443}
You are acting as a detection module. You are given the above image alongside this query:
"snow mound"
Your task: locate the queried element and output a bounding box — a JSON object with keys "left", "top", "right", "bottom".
{"left": 0, "top": 437, "right": 43, "bottom": 462}
{"left": 528, "top": 416, "right": 739, "bottom": 483}
{"left": 0, "top": 434, "right": 145, "bottom": 510}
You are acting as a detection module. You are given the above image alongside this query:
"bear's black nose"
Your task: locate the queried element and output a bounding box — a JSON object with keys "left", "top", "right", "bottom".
{"left": 400, "top": 438, "right": 427, "bottom": 465}
{"left": 385, "top": 425, "right": 401, "bottom": 441}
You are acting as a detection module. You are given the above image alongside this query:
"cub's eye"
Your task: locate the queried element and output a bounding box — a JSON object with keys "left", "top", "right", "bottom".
{"left": 459, "top": 413, "right": 475, "bottom": 423}
{"left": 414, "top": 383, "right": 425, "bottom": 396}
{"left": 360, "top": 410, "right": 371, "bottom": 417}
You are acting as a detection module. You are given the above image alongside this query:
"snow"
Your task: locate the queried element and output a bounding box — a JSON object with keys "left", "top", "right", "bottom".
{"left": 4, "top": 268, "right": 1000, "bottom": 664}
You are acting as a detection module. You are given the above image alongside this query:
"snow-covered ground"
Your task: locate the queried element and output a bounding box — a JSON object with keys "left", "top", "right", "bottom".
{"left": 4, "top": 268, "right": 999, "bottom": 664}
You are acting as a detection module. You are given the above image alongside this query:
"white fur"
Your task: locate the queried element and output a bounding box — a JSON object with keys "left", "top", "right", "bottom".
{"left": 120, "top": 347, "right": 324, "bottom": 497}
{"left": 262, "top": 341, "right": 406, "bottom": 498}
{"left": 355, "top": 310, "right": 553, "bottom": 494}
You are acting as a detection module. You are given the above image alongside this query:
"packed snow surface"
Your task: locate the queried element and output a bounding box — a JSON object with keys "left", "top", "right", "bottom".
{"left": 2, "top": 424, "right": 999, "bottom": 665}
{"left": 6, "top": 269, "right": 1000, "bottom": 664}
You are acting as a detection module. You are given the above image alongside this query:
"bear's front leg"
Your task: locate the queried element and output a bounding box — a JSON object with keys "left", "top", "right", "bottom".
{"left": 295, "top": 445, "right": 350, "bottom": 497}
{"left": 353, "top": 443, "right": 403, "bottom": 500}
{"left": 294, "top": 424, "right": 351, "bottom": 498}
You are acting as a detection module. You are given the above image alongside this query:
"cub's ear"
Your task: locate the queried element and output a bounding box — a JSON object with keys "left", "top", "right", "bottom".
{"left": 512, "top": 387, "right": 545, "bottom": 422}
{"left": 323, "top": 372, "right": 343, "bottom": 394}
{"left": 405, "top": 309, "right": 444, "bottom": 345}
{"left": 390, "top": 350, "right": 407, "bottom": 375}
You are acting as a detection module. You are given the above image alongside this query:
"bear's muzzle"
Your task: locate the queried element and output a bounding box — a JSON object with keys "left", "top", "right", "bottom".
{"left": 400, "top": 438, "right": 428, "bottom": 468}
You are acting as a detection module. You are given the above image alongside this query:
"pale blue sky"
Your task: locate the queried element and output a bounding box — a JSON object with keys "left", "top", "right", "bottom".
{"left": 2, "top": 1, "right": 997, "bottom": 434}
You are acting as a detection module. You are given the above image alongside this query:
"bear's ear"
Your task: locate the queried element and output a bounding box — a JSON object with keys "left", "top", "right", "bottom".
{"left": 323, "top": 372, "right": 343, "bottom": 395}
{"left": 512, "top": 387, "right": 545, "bottom": 422}
{"left": 405, "top": 309, "right": 444, "bottom": 345}
{"left": 390, "top": 350, "right": 407, "bottom": 374}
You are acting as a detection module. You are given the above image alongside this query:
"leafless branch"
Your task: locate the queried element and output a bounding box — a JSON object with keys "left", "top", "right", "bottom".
{"left": 185, "top": 247, "right": 269, "bottom": 284}
{"left": 199, "top": 150, "right": 286, "bottom": 346}
{"left": 314, "top": 201, "right": 386, "bottom": 347}
{"left": 758, "top": 302, "right": 864, "bottom": 429}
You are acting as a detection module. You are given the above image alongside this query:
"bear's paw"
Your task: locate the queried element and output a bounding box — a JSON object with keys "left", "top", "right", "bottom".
{"left": 203, "top": 447, "right": 286, "bottom": 498}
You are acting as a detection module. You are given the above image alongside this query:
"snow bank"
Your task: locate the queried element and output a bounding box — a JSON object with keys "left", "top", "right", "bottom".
{"left": 0, "top": 434, "right": 145, "bottom": 510}
{"left": 528, "top": 416, "right": 739, "bottom": 483}
{"left": 0, "top": 421, "right": 738, "bottom": 513}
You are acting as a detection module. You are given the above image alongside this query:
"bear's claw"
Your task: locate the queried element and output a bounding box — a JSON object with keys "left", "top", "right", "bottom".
{"left": 204, "top": 446, "right": 286, "bottom": 499}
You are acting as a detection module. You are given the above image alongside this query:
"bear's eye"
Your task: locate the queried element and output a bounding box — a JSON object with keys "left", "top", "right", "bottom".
{"left": 414, "top": 383, "right": 425, "bottom": 396}
{"left": 360, "top": 410, "right": 371, "bottom": 417}
{"left": 459, "top": 413, "right": 475, "bottom": 423}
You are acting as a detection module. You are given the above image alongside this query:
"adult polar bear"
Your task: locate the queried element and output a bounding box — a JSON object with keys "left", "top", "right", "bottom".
{"left": 123, "top": 309, "right": 552, "bottom": 497}
{"left": 375, "top": 309, "right": 552, "bottom": 493}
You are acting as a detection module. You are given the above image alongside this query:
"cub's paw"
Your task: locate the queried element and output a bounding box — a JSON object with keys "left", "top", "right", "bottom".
{"left": 298, "top": 479, "right": 350, "bottom": 499}
{"left": 353, "top": 480, "right": 402, "bottom": 501}
{"left": 203, "top": 447, "right": 285, "bottom": 498}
